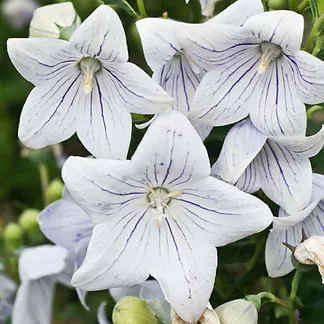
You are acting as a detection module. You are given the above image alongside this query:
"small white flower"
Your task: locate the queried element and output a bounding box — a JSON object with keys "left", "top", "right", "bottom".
{"left": 215, "top": 299, "right": 258, "bottom": 324}
{"left": 172, "top": 303, "right": 220, "bottom": 323}
{"left": 136, "top": 0, "right": 263, "bottom": 140}
{"left": 182, "top": 9, "right": 324, "bottom": 136}
{"left": 29, "top": 2, "right": 81, "bottom": 39}
{"left": 2, "top": 0, "right": 38, "bottom": 29}
{"left": 38, "top": 187, "right": 93, "bottom": 309}
{"left": 294, "top": 236, "right": 324, "bottom": 283}
{"left": 212, "top": 119, "right": 324, "bottom": 214}
{"left": 7, "top": 5, "right": 173, "bottom": 159}
{"left": 62, "top": 110, "right": 272, "bottom": 323}
{"left": 265, "top": 175, "right": 324, "bottom": 277}
{"left": 12, "top": 245, "right": 73, "bottom": 324}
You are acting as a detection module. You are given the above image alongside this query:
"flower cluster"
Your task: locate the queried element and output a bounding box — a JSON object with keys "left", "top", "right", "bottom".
{"left": 5, "top": 0, "right": 324, "bottom": 323}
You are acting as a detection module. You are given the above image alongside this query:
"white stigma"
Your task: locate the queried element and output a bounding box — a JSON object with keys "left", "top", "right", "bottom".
{"left": 257, "top": 42, "right": 282, "bottom": 74}
{"left": 79, "top": 57, "right": 101, "bottom": 94}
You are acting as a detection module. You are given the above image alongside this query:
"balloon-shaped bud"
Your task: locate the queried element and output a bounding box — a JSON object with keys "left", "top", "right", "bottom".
{"left": 18, "top": 209, "right": 39, "bottom": 232}
{"left": 3, "top": 223, "right": 23, "bottom": 250}
{"left": 47, "top": 179, "right": 64, "bottom": 203}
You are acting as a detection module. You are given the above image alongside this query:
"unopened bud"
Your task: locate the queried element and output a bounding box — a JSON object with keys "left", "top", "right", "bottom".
{"left": 268, "top": 0, "right": 287, "bottom": 10}
{"left": 18, "top": 209, "right": 39, "bottom": 232}
{"left": 47, "top": 179, "right": 64, "bottom": 203}
{"left": 112, "top": 296, "right": 158, "bottom": 324}
{"left": 215, "top": 299, "right": 258, "bottom": 324}
{"left": 171, "top": 304, "right": 220, "bottom": 323}
{"left": 3, "top": 223, "right": 23, "bottom": 250}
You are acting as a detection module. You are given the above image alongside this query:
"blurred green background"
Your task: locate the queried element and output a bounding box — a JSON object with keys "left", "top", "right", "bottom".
{"left": 1, "top": 0, "right": 324, "bottom": 323}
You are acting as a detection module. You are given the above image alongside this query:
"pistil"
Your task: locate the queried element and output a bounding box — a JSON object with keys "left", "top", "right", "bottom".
{"left": 257, "top": 42, "right": 282, "bottom": 74}
{"left": 79, "top": 57, "right": 101, "bottom": 94}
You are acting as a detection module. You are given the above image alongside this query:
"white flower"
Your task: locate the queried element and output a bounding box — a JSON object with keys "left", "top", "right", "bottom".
{"left": 7, "top": 5, "right": 173, "bottom": 159}
{"left": 2, "top": 0, "right": 38, "bottom": 29}
{"left": 29, "top": 2, "right": 81, "bottom": 39}
{"left": 212, "top": 119, "right": 324, "bottom": 214}
{"left": 136, "top": 0, "right": 263, "bottom": 140}
{"left": 38, "top": 187, "right": 93, "bottom": 309}
{"left": 215, "top": 299, "right": 258, "bottom": 324}
{"left": 182, "top": 9, "right": 324, "bottom": 136}
{"left": 172, "top": 303, "right": 220, "bottom": 323}
{"left": 0, "top": 274, "right": 16, "bottom": 322}
{"left": 265, "top": 174, "right": 324, "bottom": 277}
{"left": 62, "top": 110, "right": 272, "bottom": 323}
{"left": 12, "top": 245, "right": 74, "bottom": 324}
{"left": 294, "top": 236, "right": 324, "bottom": 282}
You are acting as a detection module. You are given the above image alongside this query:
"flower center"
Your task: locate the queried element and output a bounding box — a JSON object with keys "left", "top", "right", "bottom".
{"left": 257, "top": 42, "right": 282, "bottom": 74}
{"left": 175, "top": 50, "right": 201, "bottom": 74}
{"left": 146, "top": 183, "right": 182, "bottom": 228}
{"left": 79, "top": 57, "right": 101, "bottom": 95}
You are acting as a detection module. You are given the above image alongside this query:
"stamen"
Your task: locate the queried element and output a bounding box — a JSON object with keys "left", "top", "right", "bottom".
{"left": 79, "top": 57, "right": 101, "bottom": 94}
{"left": 257, "top": 42, "right": 282, "bottom": 74}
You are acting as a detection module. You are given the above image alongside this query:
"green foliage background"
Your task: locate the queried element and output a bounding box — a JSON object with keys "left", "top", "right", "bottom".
{"left": 1, "top": 0, "right": 324, "bottom": 323}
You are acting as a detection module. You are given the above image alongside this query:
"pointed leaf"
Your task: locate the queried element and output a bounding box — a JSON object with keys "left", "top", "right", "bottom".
{"left": 102, "top": 1, "right": 138, "bottom": 17}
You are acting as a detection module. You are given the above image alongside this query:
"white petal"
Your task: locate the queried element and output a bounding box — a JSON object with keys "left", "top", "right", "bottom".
{"left": 71, "top": 210, "right": 151, "bottom": 290}
{"left": 303, "top": 204, "right": 324, "bottom": 237}
{"left": 313, "top": 173, "right": 324, "bottom": 200}
{"left": 270, "top": 126, "right": 324, "bottom": 158}
{"left": 287, "top": 51, "right": 324, "bottom": 104}
{"left": 243, "top": 10, "right": 304, "bottom": 54}
{"left": 153, "top": 55, "right": 206, "bottom": 114}
{"left": 12, "top": 279, "right": 55, "bottom": 324}
{"left": 98, "top": 302, "right": 111, "bottom": 324}
{"left": 109, "top": 285, "right": 142, "bottom": 302}
{"left": 235, "top": 161, "right": 262, "bottom": 194}
{"left": 38, "top": 198, "right": 93, "bottom": 253}
{"left": 19, "top": 245, "right": 69, "bottom": 281}
{"left": 131, "top": 111, "right": 210, "bottom": 187}
{"left": 266, "top": 224, "right": 301, "bottom": 277}
{"left": 173, "top": 176, "right": 273, "bottom": 246}
{"left": 76, "top": 72, "right": 132, "bottom": 159}
{"left": 249, "top": 59, "right": 306, "bottom": 136}
{"left": 101, "top": 62, "right": 173, "bottom": 114}
{"left": 192, "top": 122, "right": 213, "bottom": 141}
{"left": 212, "top": 120, "right": 266, "bottom": 184}
{"left": 136, "top": 18, "right": 181, "bottom": 71}
{"left": 62, "top": 158, "right": 146, "bottom": 224}
{"left": 70, "top": 5, "right": 128, "bottom": 63}
{"left": 149, "top": 220, "right": 217, "bottom": 323}
{"left": 190, "top": 46, "right": 261, "bottom": 126}
{"left": 7, "top": 38, "right": 80, "bottom": 86}
{"left": 29, "top": 2, "right": 81, "bottom": 38}
{"left": 0, "top": 274, "right": 16, "bottom": 298}
{"left": 18, "top": 67, "right": 81, "bottom": 149}
{"left": 208, "top": 0, "right": 263, "bottom": 25}
{"left": 257, "top": 140, "right": 312, "bottom": 213}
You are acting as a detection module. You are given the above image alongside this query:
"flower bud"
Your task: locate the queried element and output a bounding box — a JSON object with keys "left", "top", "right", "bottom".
{"left": 268, "top": 0, "right": 287, "bottom": 10}
{"left": 29, "top": 2, "right": 81, "bottom": 39}
{"left": 215, "top": 299, "right": 258, "bottom": 324}
{"left": 47, "top": 179, "right": 64, "bottom": 203}
{"left": 294, "top": 236, "right": 324, "bottom": 283}
{"left": 18, "top": 209, "right": 39, "bottom": 232}
{"left": 112, "top": 296, "right": 158, "bottom": 324}
{"left": 171, "top": 304, "right": 220, "bottom": 323}
{"left": 3, "top": 223, "right": 23, "bottom": 250}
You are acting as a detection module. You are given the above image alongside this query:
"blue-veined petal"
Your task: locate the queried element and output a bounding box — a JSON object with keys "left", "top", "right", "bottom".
{"left": 18, "top": 66, "right": 82, "bottom": 149}
{"left": 257, "top": 140, "right": 312, "bottom": 213}
{"left": 70, "top": 5, "right": 128, "bottom": 63}
{"left": 131, "top": 111, "right": 210, "bottom": 188}
{"left": 286, "top": 51, "right": 324, "bottom": 104}
{"left": 7, "top": 38, "right": 80, "bottom": 86}
{"left": 235, "top": 161, "right": 262, "bottom": 194}
{"left": 98, "top": 302, "right": 111, "bottom": 324}
{"left": 173, "top": 176, "right": 273, "bottom": 247}
{"left": 212, "top": 120, "right": 266, "bottom": 184}
{"left": 136, "top": 18, "right": 181, "bottom": 72}
{"left": 249, "top": 59, "right": 306, "bottom": 136}
{"left": 192, "top": 122, "right": 213, "bottom": 141}
{"left": 243, "top": 10, "right": 304, "bottom": 55}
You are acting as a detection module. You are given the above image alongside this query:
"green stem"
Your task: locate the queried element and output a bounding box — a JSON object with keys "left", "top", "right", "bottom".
{"left": 288, "top": 0, "right": 297, "bottom": 11}
{"left": 257, "top": 292, "right": 288, "bottom": 308}
{"left": 39, "top": 163, "right": 49, "bottom": 207}
{"left": 262, "top": 0, "right": 269, "bottom": 11}
{"left": 305, "top": 15, "right": 324, "bottom": 53}
{"left": 288, "top": 270, "right": 302, "bottom": 324}
{"left": 137, "top": 0, "right": 147, "bottom": 18}
{"left": 297, "top": 0, "right": 309, "bottom": 12}
{"left": 246, "top": 235, "right": 265, "bottom": 270}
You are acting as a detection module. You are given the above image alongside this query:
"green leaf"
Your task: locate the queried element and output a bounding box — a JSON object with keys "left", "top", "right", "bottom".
{"left": 310, "top": 0, "right": 319, "bottom": 19}
{"left": 102, "top": 0, "right": 138, "bottom": 17}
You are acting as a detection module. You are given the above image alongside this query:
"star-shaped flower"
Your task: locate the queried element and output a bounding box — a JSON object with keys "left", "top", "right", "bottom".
{"left": 62, "top": 110, "right": 272, "bottom": 322}
{"left": 265, "top": 174, "right": 324, "bottom": 278}
{"left": 7, "top": 5, "right": 173, "bottom": 159}
{"left": 212, "top": 119, "right": 324, "bottom": 214}
{"left": 12, "top": 245, "right": 73, "bottom": 324}
{"left": 181, "top": 9, "right": 324, "bottom": 136}
{"left": 136, "top": 0, "right": 263, "bottom": 139}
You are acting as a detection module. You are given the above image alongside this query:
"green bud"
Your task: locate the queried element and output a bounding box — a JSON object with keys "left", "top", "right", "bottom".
{"left": 268, "top": 0, "right": 287, "bottom": 10}
{"left": 58, "top": 25, "right": 78, "bottom": 41}
{"left": 245, "top": 295, "right": 262, "bottom": 311}
{"left": 112, "top": 296, "right": 158, "bottom": 324}
{"left": 47, "top": 179, "right": 64, "bottom": 203}
{"left": 3, "top": 223, "right": 23, "bottom": 250}
{"left": 18, "top": 209, "right": 40, "bottom": 232}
